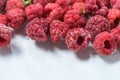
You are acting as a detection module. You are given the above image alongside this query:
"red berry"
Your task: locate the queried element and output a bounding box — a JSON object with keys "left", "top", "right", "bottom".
{"left": 0, "top": 0, "right": 6, "bottom": 12}
{"left": 110, "top": 27, "right": 120, "bottom": 48}
{"left": 65, "top": 28, "right": 91, "bottom": 52}
{"left": 33, "top": 0, "right": 55, "bottom": 6}
{"left": 64, "top": 10, "right": 86, "bottom": 29}
{"left": 85, "top": 15, "right": 111, "bottom": 40}
{"left": 6, "top": 0, "right": 25, "bottom": 11}
{"left": 50, "top": 20, "right": 69, "bottom": 43}
{"left": 93, "top": 32, "right": 116, "bottom": 56}
{"left": 72, "top": 2, "right": 85, "bottom": 12}
{"left": 25, "top": 3, "right": 43, "bottom": 21}
{"left": 0, "top": 14, "right": 8, "bottom": 26}
{"left": 56, "top": 0, "right": 72, "bottom": 6}
{"left": 0, "top": 24, "right": 12, "bottom": 47}
{"left": 6, "top": 8, "right": 25, "bottom": 29}
{"left": 26, "top": 18, "right": 49, "bottom": 42}
{"left": 112, "top": 0, "right": 120, "bottom": 9}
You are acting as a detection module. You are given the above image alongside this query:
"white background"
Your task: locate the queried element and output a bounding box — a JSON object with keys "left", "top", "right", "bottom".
{"left": 0, "top": 27, "right": 120, "bottom": 80}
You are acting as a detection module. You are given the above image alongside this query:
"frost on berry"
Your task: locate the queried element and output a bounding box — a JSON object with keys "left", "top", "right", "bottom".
{"left": 0, "top": 24, "right": 12, "bottom": 47}
{"left": 6, "top": 8, "right": 25, "bottom": 29}
{"left": 50, "top": 20, "right": 69, "bottom": 43}
{"left": 25, "top": 3, "right": 43, "bottom": 21}
{"left": 65, "top": 28, "right": 91, "bottom": 52}
{"left": 26, "top": 18, "right": 49, "bottom": 42}
{"left": 6, "top": 0, "right": 25, "bottom": 11}
{"left": 85, "top": 15, "right": 111, "bottom": 40}
{"left": 93, "top": 32, "right": 116, "bottom": 56}
{"left": 0, "top": 14, "right": 8, "bottom": 26}
{"left": 64, "top": 10, "right": 86, "bottom": 29}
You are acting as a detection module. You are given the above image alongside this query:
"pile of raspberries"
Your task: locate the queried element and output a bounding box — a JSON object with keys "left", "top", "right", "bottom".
{"left": 1, "top": 0, "right": 120, "bottom": 56}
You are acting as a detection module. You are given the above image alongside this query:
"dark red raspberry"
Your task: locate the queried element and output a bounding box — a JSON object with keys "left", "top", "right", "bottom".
{"left": 25, "top": 3, "right": 43, "bottom": 21}
{"left": 6, "top": 0, "right": 25, "bottom": 11}
{"left": 96, "top": 0, "right": 109, "bottom": 7}
{"left": 93, "top": 32, "right": 116, "bottom": 56}
{"left": 0, "top": 14, "right": 8, "bottom": 25}
{"left": 0, "top": 0, "right": 6, "bottom": 12}
{"left": 50, "top": 20, "right": 69, "bottom": 43}
{"left": 48, "top": 7, "right": 64, "bottom": 21}
{"left": 64, "top": 10, "right": 86, "bottom": 29}
{"left": 85, "top": 15, "right": 111, "bottom": 40}
{"left": 6, "top": 8, "right": 25, "bottom": 29}
{"left": 26, "top": 18, "right": 49, "bottom": 42}
{"left": 72, "top": 2, "right": 85, "bottom": 12}
{"left": 110, "top": 27, "right": 120, "bottom": 48}
{"left": 0, "top": 24, "right": 12, "bottom": 47}
{"left": 65, "top": 28, "right": 91, "bottom": 52}
{"left": 56, "top": 0, "right": 72, "bottom": 6}
{"left": 33, "top": 0, "right": 55, "bottom": 6}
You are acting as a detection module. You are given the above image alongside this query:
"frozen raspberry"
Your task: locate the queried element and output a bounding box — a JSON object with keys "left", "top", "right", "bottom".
{"left": 6, "top": 8, "right": 25, "bottom": 29}
{"left": 110, "top": 27, "right": 120, "bottom": 48}
{"left": 64, "top": 10, "right": 86, "bottom": 29}
{"left": 33, "top": 0, "right": 55, "bottom": 6}
{"left": 56, "top": 0, "right": 72, "bottom": 6}
{"left": 0, "top": 24, "right": 12, "bottom": 47}
{"left": 65, "top": 28, "right": 91, "bottom": 52}
{"left": 25, "top": 3, "right": 43, "bottom": 21}
{"left": 112, "top": 0, "right": 120, "bottom": 9}
{"left": 85, "top": 15, "right": 111, "bottom": 40}
{"left": 50, "top": 20, "right": 69, "bottom": 43}
{"left": 72, "top": 0, "right": 84, "bottom": 3}
{"left": 96, "top": 0, "right": 109, "bottom": 7}
{"left": 0, "top": 0, "right": 6, "bottom": 12}
{"left": 107, "top": 9, "right": 120, "bottom": 29}
{"left": 107, "top": 9, "right": 120, "bottom": 22}
{"left": 110, "top": 0, "right": 116, "bottom": 7}
{"left": 0, "top": 14, "right": 8, "bottom": 25}
{"left": 26, "top": 18, "right": 49, "bottom": 42}
{"left": 44, "top": 3, "right": 60, "bottom": 14}
{"left": 93, "top": 32, "right": 116, "bottom": 56}
{"left": 48, "top": 7, "right": 64, "bottom": 22}
{"left": 72, "top": 2, "right": 85, "bottom": 12}
{"left": 6, "top": 0, "right": 25, "bottom": 11}
{"left": 96, "top": 7, "right": 108, "bottom": 16}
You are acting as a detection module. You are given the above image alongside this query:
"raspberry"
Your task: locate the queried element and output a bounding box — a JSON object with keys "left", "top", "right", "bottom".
{"left": 0, "top": 24, "right": 12, "bottom": 47}
{"left": 110, "top": 27, "right": 120, "bottom": 48}
{"left": 50, "top": 20, "right": 69, "bottom": 43}
{"left": 25, "top": 3, "right": 43, "bottom": 21}
{"left": 65, "top": 28, "right": 91, "bottom": 52}
{"left": 93, "top": 32, "right": 116, "bottom": 56}
{"left": 72, "top": 0, "right": 84, "bottom": 3}
{"left": 44, "top": 3, "right": 60, "bottom": 14}
{"left": 110, "top": 0, "right": 116, "bottom": 7}
{"left": 0, "top": 0, "right": 6, "bottom": 12}
{"left": 0, "top": 14, "right": 8, "bottom": 25}
{"left": 96, "top": 0, "right": 109, "bottom": 7}
{"left": 72, "top": 2, "right": 85, "bottom": 12}
{"left": 56, "top": 0, "right": 73, "bottom": 6}
{"left": 64, "top": 10, "right": 86, "bottom": 29}
{"left": 107, "top": 9, "right": 120, "bottom": 29}
{"left": 96, "top": 7, "right": 108, "bottom": 17}
{"left": 48, "top": 7, "right": 64, "bottom": 21}
{"left": 112, "top": 0, "right": 120, "bottom": 9}
{"left": 6, "top": 0, "right": 25, "bottom": 11}
{"left": 107, "top": 9, "right": 120, "bottom": 22}
{"left": 85, "top": 15, "right": 111, "bottom": 40}
{"left": 33, "top": 0, "right": 55, "bottom": 6}
{"left": 6, "top": 8, "right": 25, "bottom": 29}
{"left": 26, "top": 18, "right": 49, "bottom": 42}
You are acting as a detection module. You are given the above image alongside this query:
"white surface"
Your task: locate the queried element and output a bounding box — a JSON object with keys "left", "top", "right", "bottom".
{"left": 0, "top": 27, "right": 120, "bottom": 80}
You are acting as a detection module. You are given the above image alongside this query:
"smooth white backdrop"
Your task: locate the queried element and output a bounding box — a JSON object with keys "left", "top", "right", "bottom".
{"left": 0, "top": 27, "right": 120, "bottom": 80}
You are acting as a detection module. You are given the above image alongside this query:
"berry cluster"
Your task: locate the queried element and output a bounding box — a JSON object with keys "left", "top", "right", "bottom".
{"left": 1, "top": 0, "right": 120, "bottom": 56}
